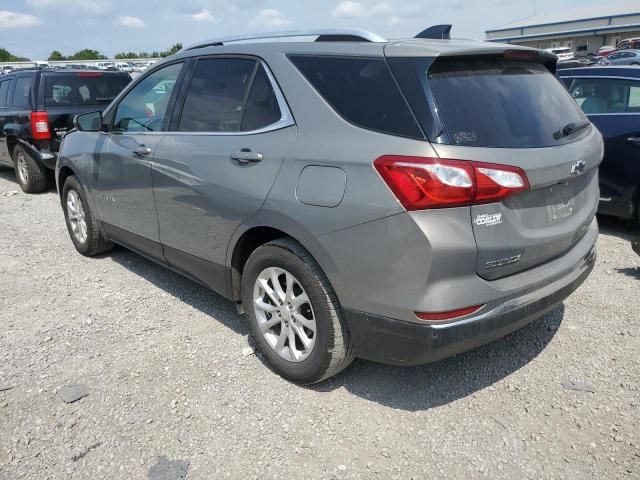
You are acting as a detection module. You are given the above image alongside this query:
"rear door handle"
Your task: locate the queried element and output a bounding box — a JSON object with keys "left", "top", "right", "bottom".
{"left": 133, "top": 145, "right": 152, "bottom": 157}
{"left": 627, "top": 136, "right": 640, "bottom": 145}
{"left": 231, "top": 150, "right": 263, "bottom": 164}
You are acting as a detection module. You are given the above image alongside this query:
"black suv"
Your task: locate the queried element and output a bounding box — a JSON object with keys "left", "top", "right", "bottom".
{"left": 0, "top": 68, "right": 130, "bottom": 192}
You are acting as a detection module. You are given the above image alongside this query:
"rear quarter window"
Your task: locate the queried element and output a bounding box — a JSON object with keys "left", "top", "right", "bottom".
{"left": 12, "top": 77, "right": 32, "bottom": 108}
{"left": 289, "top": 55, "right": 423, "bottom": 139}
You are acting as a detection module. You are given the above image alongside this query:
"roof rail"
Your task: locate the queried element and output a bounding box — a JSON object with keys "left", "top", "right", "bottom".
{"left": 184, "top": 29, "right": 387, "bottom": 51}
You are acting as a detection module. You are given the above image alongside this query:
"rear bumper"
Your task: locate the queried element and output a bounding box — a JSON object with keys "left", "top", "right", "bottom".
{"left": 344, "top": 243, "right": 596, "bottom": 366}
{"left": 20, "top": 141, "right": 57, "bottom": 170}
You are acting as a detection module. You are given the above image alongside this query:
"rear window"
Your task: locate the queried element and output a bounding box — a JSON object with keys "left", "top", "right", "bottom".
{"left": 43, "top": 73, "right": 130, "bottom": 107}
{"left": 392, "top": 58, "right": 587, "bottom": 148}
{"left": 289, "top": 55, "right": 423, "bottom": 139}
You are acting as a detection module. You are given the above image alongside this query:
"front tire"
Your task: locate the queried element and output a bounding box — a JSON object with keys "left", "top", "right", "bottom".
{"left": 241, "top": 238, "right": 355, "bottom": 384}
{"left": 13, "top": 145, "right": 48, "bottom": 193}
{"left": 62, "top": 176, "right": 112, "bottom": 256}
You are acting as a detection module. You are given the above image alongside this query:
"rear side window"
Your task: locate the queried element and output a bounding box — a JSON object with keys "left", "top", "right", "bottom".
{"left": 419, "top": 59, "right": 586, "bottom": 148}
{"left": 179, "top": 58, "right": 256, "bottom": 132}
{"left": 0, "top": 79, "right": 10, "bottom": 107}
{"left": 12, "top": 77, "right": 32, "bottom": 108}
{"left": 43, "top": 74, "right": 130, "bottom": 107}
{"left": 289, "top": 55, "right": 423, "bottom": 139}
{"left": 567, "top": 77, "right": 640, "bottom": 114}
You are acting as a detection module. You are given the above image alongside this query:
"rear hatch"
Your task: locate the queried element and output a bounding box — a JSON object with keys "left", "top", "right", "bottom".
{"left": 40, "top": 71, "right": 131, "bottom": 150}
{"left": 388, "top": 46, "right": 602, "bottom": 280}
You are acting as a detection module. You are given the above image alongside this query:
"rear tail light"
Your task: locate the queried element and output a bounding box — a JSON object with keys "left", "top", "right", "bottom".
{"left": 30, "top": 111, "right": 51, "bottom": 140}
{"left": 502, "top": 49, "right": 538, "bottom": 61}
{"left": 373, "top": 156, "right": 529, "bottom": 210}
{"left": 415, "top": 304, "right": 484, "bottom": 321}
{"left": 78, "top": 72, "right": 102, "bottom": 77}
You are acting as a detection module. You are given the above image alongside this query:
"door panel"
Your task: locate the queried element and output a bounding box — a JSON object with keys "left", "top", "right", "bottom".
{"left": 152, "top": 127, "right": 297, "bottom": 265}
{"left": 94, "top": 133, "right": 164, "bottom": 241}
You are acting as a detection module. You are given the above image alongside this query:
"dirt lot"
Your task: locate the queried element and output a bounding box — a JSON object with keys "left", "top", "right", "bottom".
{"left": 0, "top": 167, "right": 638, "bottom": 480}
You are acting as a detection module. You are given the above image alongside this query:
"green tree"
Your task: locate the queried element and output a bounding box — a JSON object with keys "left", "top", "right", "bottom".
{"left": 67, "top": 49, "right": 107, "bottom": 61}
{"left": 159, "top": 42, "right": 182, "bottom": 57}
{"left": 115, "top": 51, "right": 138, "bottom": 59}
{"left": 0, "top": 47, "right": 30, "bottom": 62}
{"left": 48, "top": 50, "right": 66, "bottom": 61}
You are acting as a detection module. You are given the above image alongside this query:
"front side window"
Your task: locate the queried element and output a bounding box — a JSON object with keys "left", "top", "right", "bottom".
{"left": 113, "top": 62, "right": 183, "bottom": 133}
{"left": 12, "top": 77, "right": 32, "bottom": 108}
{"left": 569, "top": 78, "right": 640, "bottom": 114}
{"left": 178, "top": 58, "right": 256, "bottom": 132}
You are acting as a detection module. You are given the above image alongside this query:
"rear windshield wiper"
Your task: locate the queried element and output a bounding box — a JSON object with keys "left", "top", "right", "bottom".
{"left": 553, "top": 120, "right": 590, "bottom": 140}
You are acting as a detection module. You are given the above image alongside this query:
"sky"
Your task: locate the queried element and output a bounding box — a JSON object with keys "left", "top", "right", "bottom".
{"left": 0, "top": 0, "right": 624, "bottom": 60}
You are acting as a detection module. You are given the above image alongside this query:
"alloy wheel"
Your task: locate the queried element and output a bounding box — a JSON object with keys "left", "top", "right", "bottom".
{"left": 253, "top": 267, "right": 316, "bottom": 362}
{"left": 16, "top": 153, "right": 29, "bottom": 185}
{"left": 66, "top": 189, "right": 88, "bottom": 244}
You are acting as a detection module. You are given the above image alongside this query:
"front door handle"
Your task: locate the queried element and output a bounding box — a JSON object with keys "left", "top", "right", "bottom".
{"left": 231, "top": 149, "right": 263, "bottom": 164}
{"left": 133, "top": 145, "right": 152, "bottom": 157}
{"left": 627, "top": 136, "right": 640, "bottom": 145}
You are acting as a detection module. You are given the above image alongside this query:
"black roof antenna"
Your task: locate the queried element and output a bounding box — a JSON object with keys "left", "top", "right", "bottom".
{"left": 415, "top": 24, "right": 452, "bottom": 40}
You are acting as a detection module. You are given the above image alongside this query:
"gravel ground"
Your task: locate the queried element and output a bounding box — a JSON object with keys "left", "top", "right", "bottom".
{"left": 0, "top": 166, "right": 638, "bottom": 480}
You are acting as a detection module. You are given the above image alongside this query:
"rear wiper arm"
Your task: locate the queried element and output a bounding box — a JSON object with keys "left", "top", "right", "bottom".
{"left": 553, "top": 120, "right": 590, "bottom": 140}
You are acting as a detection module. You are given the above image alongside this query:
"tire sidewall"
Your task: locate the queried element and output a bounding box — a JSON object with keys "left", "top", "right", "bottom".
{"left": 242, "top": 245, "right": 335, "bottom": 383}
{"left": 62, "top": 176, "right": 94, "bottom": 255}
{"left": 12, "top": 146, "right": 39, "bottom": 193}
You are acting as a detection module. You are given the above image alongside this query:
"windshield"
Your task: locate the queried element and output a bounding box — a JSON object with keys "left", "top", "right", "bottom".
{"left": 44, "top": 73, "right": 130, "bottom": 107}
{"left": 392, "top": 58, "right": 587, "bottom": 148}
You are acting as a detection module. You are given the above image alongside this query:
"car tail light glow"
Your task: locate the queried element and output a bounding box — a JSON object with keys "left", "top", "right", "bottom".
{"left": 415, "top": 304, "right": 484, "bottom": 321}
{"left": 30, "top": 111, "right": 51, "bottom": 140}
{"left": 373, "top": 156, "right": 529, "bottom": 210}
{"left": 502, "top": 49, "right": 537, "bottom": 60}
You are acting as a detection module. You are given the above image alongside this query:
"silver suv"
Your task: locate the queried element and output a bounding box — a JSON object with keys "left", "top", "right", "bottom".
{"left": 57, "top": 28, "right": 601, "bottom": 383}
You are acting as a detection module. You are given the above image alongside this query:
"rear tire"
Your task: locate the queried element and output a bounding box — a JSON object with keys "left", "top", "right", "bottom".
{"left": 13, "top": 145, "right": 48, "bottom": 193}
{"left": 241, "top": 238, "right": 355, "bottom": 384}
{"left": 62, "top": 175, "right": 113, "bottom": 256}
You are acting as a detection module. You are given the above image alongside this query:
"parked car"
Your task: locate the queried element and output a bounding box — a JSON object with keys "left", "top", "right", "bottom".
{"left": 598, "top": 46, "right": 617, "bottom": 57}
{"left": 605, "top": 50, "right": 640, "bottom": 66}
{"left": 616, "top": 37, "right": 640, "bottom": 51}
{"left": 57, "top": 28, "right": 600, "bottom": 383}
{"left": 95, "top": 62, "right": 117, "bottom": 71}
{"left": 559, "top": 66, "right": 640, "bottom": 221}
{"left": 115, "top": 62, "right": 133, "bottom": 73}
{"left": 556, "top": 58, "right": 596, "bottom": 69}
{"left": 1, "top": 65, "right": 15, "bottom": 74}
{"left": 0, "top": 68, "right": 131, "bottom": 193}
{"left": 546, "top": 47, "right": 575, "bottom": 61}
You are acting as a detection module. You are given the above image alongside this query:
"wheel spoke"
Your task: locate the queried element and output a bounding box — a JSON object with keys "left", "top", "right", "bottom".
{"left": 293, "top": 313, "right": 316, "bottom": 332}
{"left": 270, "top": 270, "right": 286, "bottom": 302}
{"left": 258, "top": 278, "right": 280, "bottom": 307}
{"left": 254, "top": 298, "right": 278, "bottom": 313}
{"left": 291, "top": 322, "right": 312, "bottom": 348}
{"left": 275, "top": 324, "right": 288, "bottom": 351}
{"left": 291, "top": 291, "right": 309, "bottom": 309}
{"left": 259, "top": 316, "right": 281, "bottom": 333}
{"left": 287, "top": 324, "right": 299, "bottom": 360}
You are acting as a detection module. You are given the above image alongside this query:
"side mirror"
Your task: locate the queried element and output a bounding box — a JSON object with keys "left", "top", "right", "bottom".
{"left": 74, "top": 111, "right": 103, "bottom": 132}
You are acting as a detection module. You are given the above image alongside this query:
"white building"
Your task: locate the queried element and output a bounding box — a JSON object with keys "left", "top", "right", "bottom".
{"left": 485, "top": 4, "right": 640, "bottom": 54}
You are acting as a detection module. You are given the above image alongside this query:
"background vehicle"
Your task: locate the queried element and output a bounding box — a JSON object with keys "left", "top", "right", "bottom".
{"left": 1, "top": 65, "right": 14, "bottom": 74}
{"left": 605, "top": 50, "right": 640, "bottom": 66}
{"left": 616, "top": 37, "right": 640, "bottom": 51}
{"left": 0, "top": 68, "right": 131, "bottom": 192}
{"left": 57, "top": 28, "right": 600, "bottom": 383}
{"left": 546, "top": 47, "right": 575, "bottom": 61}
{"left": 96, "top": 62, "right": 117, "bottom": 71}
{"left": 559, "top": 66, "right": 640, "bottom": 221}
{"left": 598, "top": 46, "right": 617, "bottom": 57}
{"left": 115, "top": 62, "right": 133, "bottom": 73}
